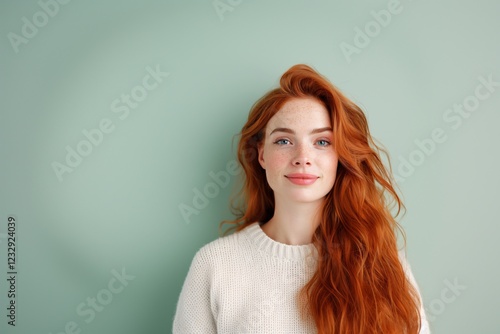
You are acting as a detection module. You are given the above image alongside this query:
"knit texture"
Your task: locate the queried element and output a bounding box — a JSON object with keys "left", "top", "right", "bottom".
{"left": 173, "top": 223, "right": 430, "bottom": 333}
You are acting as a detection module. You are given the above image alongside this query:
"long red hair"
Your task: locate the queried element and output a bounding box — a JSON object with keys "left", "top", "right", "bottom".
{"left": 222, "top": 64, "right": 421, "bottom": 333}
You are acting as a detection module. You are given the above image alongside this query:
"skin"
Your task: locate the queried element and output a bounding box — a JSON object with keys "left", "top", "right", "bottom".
{"left": 258, "top": 97, "right": 339, "bottom": 245}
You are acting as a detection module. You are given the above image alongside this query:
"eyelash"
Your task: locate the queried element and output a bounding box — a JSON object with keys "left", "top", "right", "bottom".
{"left": 316, "top": 139, "right": 331, "bottom": 147}
{"left": 273, "top": 139, "right": 331, "bottom": 147}
{"left": 274, "top": 139, "right": 291, "bottom": 145}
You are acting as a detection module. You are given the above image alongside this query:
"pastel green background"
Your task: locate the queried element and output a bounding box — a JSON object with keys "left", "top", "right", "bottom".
{"left": 1, "top": 0, "right": 499, "bottom": 333}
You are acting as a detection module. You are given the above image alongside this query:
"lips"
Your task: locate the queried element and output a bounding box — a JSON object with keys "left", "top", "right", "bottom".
{"left": 285, "top": 173, "right": 319, "bottom": 185}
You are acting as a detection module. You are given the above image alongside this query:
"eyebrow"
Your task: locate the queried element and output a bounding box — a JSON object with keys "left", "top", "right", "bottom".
{"left": 269, "top": 127, "right": 333, "bottom": 135}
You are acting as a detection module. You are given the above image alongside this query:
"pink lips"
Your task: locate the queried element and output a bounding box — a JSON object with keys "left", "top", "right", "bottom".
{"left": 285, "top": 173, "right": 319, "bottom": 185}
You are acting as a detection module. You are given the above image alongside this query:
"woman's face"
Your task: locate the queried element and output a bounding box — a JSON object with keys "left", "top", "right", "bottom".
{"left": 258, "top": 97, "right": 338, "bottom": 205}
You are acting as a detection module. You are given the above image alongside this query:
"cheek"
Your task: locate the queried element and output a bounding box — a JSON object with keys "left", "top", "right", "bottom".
{"left": 264, "top": 149, "right": 289, "bottom": 171}
{"left": 323, "top": 154, "right": 339, "bottom": 179}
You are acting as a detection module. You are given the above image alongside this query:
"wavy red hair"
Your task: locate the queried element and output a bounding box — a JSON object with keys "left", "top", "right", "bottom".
{"left": 222, "top": 64, "right": 422, "bottom": 333}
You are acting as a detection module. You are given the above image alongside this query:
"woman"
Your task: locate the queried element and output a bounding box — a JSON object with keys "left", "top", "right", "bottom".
{"left": 173, "top": 64, "right": 430, "bottom": 333}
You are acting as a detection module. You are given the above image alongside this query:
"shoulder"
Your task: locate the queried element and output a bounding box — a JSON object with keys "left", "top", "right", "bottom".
{"left": 397, "top": 251, "right": 431, "bottom": 333}
{"left": 192, "top": 223, "right": 256, "bottom": 267}
{"left": 397, "top": 249, "right": 419, "bottom": 277}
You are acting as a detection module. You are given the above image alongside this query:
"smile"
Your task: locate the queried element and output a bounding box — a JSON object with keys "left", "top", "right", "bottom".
{"left": 285, "top": 173, "right": 319, "bottom": 185}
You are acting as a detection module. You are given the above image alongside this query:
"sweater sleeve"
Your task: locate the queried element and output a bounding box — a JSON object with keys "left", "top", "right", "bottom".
{"left": 172, "top": 248, "right": 217, "bottom": 334}
{"left": 398, "top": 251, "right": 431, "bottom": 334}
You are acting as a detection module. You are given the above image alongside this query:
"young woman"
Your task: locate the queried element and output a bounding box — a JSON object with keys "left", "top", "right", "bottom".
{"left": 173, "top": 64, "right": 430, "bottom": 333}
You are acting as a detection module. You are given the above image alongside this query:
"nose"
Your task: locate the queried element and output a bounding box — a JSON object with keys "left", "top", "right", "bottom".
{"left": 292, "top": 143, "right": 312, "bottom": 166}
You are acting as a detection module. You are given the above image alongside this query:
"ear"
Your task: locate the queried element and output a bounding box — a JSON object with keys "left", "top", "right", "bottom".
{"left": 258, "top": 142, "right": 266, "bottom": 170}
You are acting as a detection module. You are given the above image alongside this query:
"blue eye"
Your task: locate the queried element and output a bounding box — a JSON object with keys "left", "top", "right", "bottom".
{"left": 316, "top": 139, "right": 330, "bottom": 147}
{"left": 274, "top": 139, "right": 290, "bottom": 145}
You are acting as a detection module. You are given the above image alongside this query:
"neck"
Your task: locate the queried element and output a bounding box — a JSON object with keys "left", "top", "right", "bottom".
{"left": 261, "top": 198, "right": 323, "bottom": 245}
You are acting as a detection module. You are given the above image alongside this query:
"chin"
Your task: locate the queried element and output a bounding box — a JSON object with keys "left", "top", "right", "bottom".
{"left": 285, "top": 191, "right": 327, "bottom": 204}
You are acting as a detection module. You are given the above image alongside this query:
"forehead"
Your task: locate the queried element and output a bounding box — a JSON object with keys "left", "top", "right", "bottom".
{"left": 266, "top": 98, "right": 330, "bottom": 129}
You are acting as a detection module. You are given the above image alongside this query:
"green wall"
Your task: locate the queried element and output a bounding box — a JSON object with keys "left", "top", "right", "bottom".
{"left": 1, "top": 1, "right": 499, "bottom": 333}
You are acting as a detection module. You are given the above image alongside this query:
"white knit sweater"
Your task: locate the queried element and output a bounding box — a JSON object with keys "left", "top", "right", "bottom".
{"left": 173, "top": 222, "right": 430, "bottom": 333}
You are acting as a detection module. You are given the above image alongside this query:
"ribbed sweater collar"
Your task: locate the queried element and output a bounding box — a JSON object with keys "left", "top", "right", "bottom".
{"left": 243, "top": 222, "right": 317, "bottom": 261}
